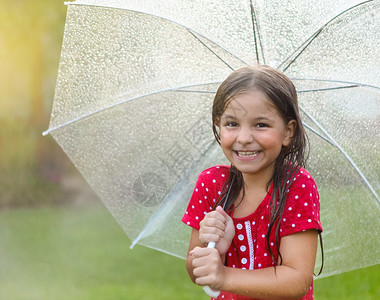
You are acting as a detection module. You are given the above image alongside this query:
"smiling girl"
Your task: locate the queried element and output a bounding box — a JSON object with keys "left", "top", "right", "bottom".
{"left": 182, "top": 65, "right": 323, "bottom": 300}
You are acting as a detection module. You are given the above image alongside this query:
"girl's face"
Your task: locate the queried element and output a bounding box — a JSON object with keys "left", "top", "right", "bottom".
{"left": 219, "top": 90, "right": 296, "bottom": 181}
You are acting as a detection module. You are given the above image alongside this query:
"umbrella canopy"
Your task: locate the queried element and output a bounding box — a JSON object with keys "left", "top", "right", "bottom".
{"left": 44, "top": 0, "right": 379, "bottom": 278}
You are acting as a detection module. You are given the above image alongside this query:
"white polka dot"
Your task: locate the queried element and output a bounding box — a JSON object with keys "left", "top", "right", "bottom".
{"left": 288, "top": 207, "right": 292, "bottom": 211}
{"left": 187, "top": 222, "right": 190, "bottom": 225}
{"left": 201, "top": 183, "right": 204, "bottom": 187}
{"left": 199, "top": 200, "right": 202, "bottom": 204}
{"left": 261, "top": 215, "right": 264, "bottom": 219}
{"left": 241, "top": 258, "right": 247, "bottom": 264}
{"left": 205, "top": 188, "right": 209, "bottom": 192}
{"left": 204, "top": 196, "right": 207, "bottom": 199}
{"left": 304, "top": 202, "right": 308, "bottom": 206}
{"left": 204, "top": 211, "right": 207, "bottom": 215}
{"left": 264, "top": 253, "right": 268, "bottom": 256}
{"left": 283, "top": 218, "right": 286, "bottom": 221}
{"left": 218, "top": 191, "right": 221, "bottom": 195}
{"left": 258, "top": 263, "right": 262, "bottom": 267}
{"left": 297, "top": 213, "right": 301, "bottom": 217}
{"left": 308, "top": 219, "right": 312, "bottom": 222}
{"left": 191, "top": 205, "right": 195, "bottom": 209}
{"left": 292, "top": 224, "right": 295, "bottom": 227}
{"left": 261, "top": 234, "right": 265, "bottom": 238}
{"left": 228, "top": 252, "right": 232, "bottom": 256}
{"left": 238, "top": 234, "right": 244, "bottom": 241}
{"left": 213, "top": 179, "right": 216, "bottom": 183}
{"left": 252, "top": 221, "right": 256, "bottom": 225}
{"left": 295, "top": 195, "right": 299, "bottom": 199}
{"left": 302, "top": 184, "right": 305, "bottom": 188}
{"left": 195, "top": 188, "right": 198, "bottom": 192}
{"left": 195, "top": 216, "right": 199, "bottom": 220}
{"left": 207, "top": 171, "right": 210, "bottom": 174}
{"left": 270, "top": 242, "right": 274, "bottom": 246}
{"left": 240, "top": 245, "right": 246, "bottom": 252}
{"left": 221, "top": 174, "right": 225, "bottom": 177}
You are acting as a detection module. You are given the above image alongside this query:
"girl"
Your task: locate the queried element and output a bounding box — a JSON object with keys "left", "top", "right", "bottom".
{"left": 182, "top": 65, "right": 323, "bottom": 300}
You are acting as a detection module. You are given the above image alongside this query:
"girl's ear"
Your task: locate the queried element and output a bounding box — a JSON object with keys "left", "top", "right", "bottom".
{"left": 282, "top": 119, "right": 297, "bottom": 147}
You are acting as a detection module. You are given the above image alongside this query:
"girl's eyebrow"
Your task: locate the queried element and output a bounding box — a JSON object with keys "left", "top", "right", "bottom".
{"left": 221, "top": 114, "right": 237, "bottom": 119}
{"left": 222, "top": 114, "right": 272, "bottom": 122}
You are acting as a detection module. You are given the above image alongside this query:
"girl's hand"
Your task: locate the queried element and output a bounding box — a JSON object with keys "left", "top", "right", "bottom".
{"left": 190, "top": 246, "right": 226, "bottom": 290}
{"left": 199, "top": 206, "right": 235, "bottom": 255}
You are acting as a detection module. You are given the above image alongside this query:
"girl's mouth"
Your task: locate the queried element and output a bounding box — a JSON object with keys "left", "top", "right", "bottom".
{"left": 235, "top": 151, "right": 260, "bottom": 158}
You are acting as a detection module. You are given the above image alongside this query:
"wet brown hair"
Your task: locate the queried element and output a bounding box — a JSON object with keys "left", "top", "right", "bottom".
{"left": 212, "top": 65, "right": 323, "bottom": 272}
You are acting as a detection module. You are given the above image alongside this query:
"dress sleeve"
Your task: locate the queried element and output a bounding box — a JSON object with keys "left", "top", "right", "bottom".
{"left": 182, "top": 166, "right": 229, "bottom": 230}
{"left": 280, "top": 169, "right": 323, "bottom": 238}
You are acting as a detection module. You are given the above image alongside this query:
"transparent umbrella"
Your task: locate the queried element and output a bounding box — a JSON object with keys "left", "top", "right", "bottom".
{"left": 43, "top": 0, "right": 379, "bottom": 278}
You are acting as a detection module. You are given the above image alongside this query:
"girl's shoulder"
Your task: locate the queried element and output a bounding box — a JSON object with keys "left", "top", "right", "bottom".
{"left": 286, "top": 167, "right": 319, "bottom": 202}
{"left": 293, "top": 167, "right": 317, "bottom": 186}
{"left": 193, "top": 165, "right": 230, "bottom": 191}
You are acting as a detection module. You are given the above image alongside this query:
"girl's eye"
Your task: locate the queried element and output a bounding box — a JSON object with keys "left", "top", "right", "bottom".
{"left": 256, "top": 123, "right": 268, "bottom": 128}
{"left": 225, "top": 121, "right": 238, "bottom": 127}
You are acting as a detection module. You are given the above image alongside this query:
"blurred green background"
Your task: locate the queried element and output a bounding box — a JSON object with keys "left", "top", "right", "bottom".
{"left": 0, "top": 1, "right": 378, "bottom": 299}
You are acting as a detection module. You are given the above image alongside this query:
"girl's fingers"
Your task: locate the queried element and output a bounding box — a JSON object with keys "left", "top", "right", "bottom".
{"left": 191, "top": 247, "right": 223, "bottom": 288}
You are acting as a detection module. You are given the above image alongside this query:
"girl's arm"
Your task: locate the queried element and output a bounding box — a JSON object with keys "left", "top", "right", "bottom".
{"left": 191, "top": 229, "right": 319, "bottom": 300}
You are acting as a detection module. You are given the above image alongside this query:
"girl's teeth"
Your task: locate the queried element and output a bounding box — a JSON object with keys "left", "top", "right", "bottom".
{"left": 237, "top": 151, "right": 259, "bottom": 157}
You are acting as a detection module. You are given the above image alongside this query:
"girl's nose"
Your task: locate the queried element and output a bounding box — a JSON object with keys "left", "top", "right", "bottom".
{"left": 237, "top": 127, "right": 254, "bottom": 145}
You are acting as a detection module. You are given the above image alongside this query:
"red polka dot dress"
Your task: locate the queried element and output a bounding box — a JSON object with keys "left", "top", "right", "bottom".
{"left": 182, "top": 165, "right": 322, "bottom": 300}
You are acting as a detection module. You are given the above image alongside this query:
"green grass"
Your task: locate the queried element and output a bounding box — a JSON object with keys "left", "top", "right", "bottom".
{"left": 0, "top": 204, "right": 378, "bottom": 300}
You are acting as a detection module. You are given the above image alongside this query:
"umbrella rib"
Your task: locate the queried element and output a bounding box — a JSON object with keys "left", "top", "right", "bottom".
{"left": 187, "top": 30, "right": 236, "bottom": 71}
{"left": 297, "top": 85, "right": 360, "bottom": 93}
{"left": 292, "top": 77, "right": 380, "bottom": 91}
{"left": 130, "top": 139, "right": 220, "bottom": 249}
{"left": 42, "top": 82, "right": 222, "bottom": 136}
{"left": 175, "top": 89, "right": 216, "bottom": 94}
{"left": 300, "top": 106, "right": 379, "bottom": 205}
{"left": 249, "top": 0, "right": 265, "bottom": 64}
{"left": 66, "top": 1, "right": 248, "bottom": 69}
{"left": 302, "top": 122, "right": 335, "bottom": 146}
{"left": 279, "top": 0, "right": 374, "bottom": 72}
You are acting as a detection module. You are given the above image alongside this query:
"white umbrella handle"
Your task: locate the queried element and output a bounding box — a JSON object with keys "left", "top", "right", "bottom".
{"left": 202, "top": 242, "right": 221, "bottom": 298}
